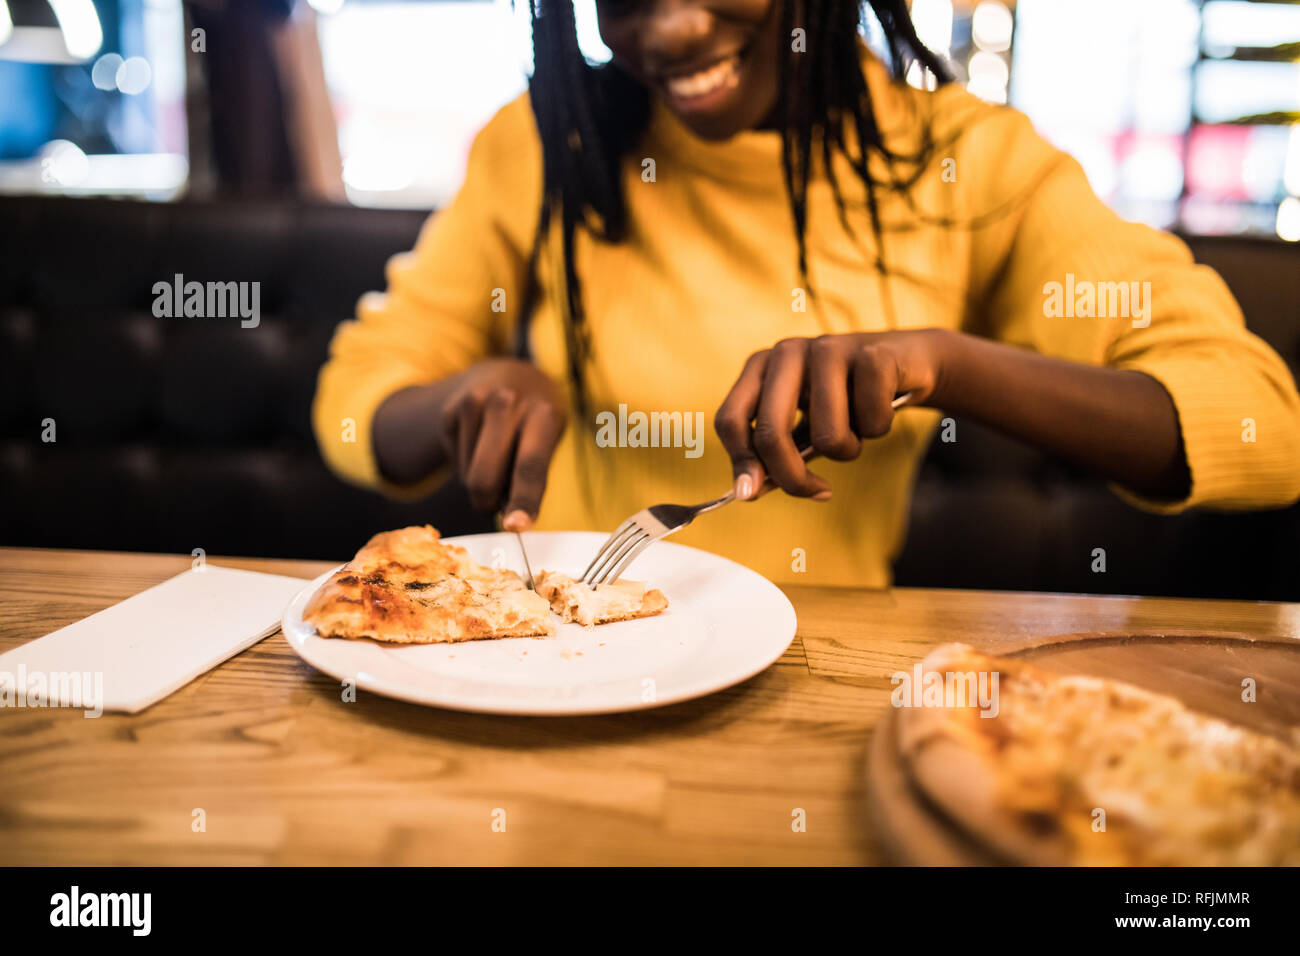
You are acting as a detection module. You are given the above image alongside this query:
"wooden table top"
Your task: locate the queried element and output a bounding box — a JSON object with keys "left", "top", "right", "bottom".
{"left": 2, "top": 546, "right": 1298, "bottom": 866}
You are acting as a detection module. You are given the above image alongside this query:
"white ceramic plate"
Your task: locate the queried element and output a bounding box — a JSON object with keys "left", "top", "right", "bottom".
{"left": 280, "top": 531, "right": 797, "bottom": 715}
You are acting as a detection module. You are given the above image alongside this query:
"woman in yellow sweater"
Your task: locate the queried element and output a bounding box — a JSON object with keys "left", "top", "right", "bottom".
{"left": 314, "top": 0, "right": 1300, "bottom": 588}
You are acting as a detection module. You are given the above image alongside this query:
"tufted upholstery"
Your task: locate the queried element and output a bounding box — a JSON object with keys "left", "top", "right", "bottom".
{"left": 2, "top": 196, "right": 1297, "bottom": 599}
{"left": 0, "top": 196, "right": 488, "bottom": 561}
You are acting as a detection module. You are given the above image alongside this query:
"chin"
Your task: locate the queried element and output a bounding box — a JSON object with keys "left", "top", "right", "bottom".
{"left": 676, "top": 113, "right": 749, "bottom": 141}
{"left": 667, "top": 97, "right": 776, "bottom": 142}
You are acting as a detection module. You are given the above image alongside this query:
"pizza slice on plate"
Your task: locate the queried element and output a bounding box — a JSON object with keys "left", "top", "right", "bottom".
{"left": 895, "top": 643, "right": 1300, "bottom": 866}
{"left": 534, "top": 571, "right": 669, "bottom": 627}
{"left": 304, "top": 525, "right": 555, "bottom": 644}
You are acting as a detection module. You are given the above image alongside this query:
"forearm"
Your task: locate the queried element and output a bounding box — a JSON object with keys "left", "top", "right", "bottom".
{"left": 930, "top": 331, "right": 1191, "bottom": 500}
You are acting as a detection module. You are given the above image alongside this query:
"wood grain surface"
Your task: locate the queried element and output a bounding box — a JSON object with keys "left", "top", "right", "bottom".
{"left": 1, "top": 546, "right": 1298, "bottom": 865}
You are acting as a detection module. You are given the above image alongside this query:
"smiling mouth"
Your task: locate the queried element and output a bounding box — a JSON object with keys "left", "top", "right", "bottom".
{"left": 662, "top": 53, "right": 743, "bottom": 107}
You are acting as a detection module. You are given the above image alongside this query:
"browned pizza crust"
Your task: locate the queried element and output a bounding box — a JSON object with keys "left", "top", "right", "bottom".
{"left": 534, "top": 571, "right": 669, "bottom": 626}
{"left": 304, "top": 525, "right": 555, "bottom": 644}
{"left": 895, "top": 643, "right": 1300, "bottom": 866}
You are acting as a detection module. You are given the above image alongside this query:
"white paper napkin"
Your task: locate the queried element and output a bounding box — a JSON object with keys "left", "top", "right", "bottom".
{"left": 0, "top": 564, "right": 310, "bottom": 715}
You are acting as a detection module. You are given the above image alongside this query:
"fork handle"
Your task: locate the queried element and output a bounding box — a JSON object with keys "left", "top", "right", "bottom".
{"left": 687, "top": 443, "right": 816, "bottom": 518}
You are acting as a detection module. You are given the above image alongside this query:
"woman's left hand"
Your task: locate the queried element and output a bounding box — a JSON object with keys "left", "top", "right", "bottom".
{"left": 714, "top": 329, "right": 952, "bottom": 501}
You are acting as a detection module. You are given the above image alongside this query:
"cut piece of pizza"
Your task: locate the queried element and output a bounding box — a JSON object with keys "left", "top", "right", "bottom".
{"left": 304, "top": 525, "right": 555, "bottom": 644}
{"left": 534, "top": 570, "right": 668, "bottom": 627}
{"left": 895, "top": 643, "right": 1300, "bottom": 866}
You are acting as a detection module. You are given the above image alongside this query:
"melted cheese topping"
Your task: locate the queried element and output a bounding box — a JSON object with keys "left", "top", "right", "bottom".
{"left": 535, "top": 572, "right": 652, "bottom": 627}
{"left": 966, "top": 657, "right": 1300, "bottom": 865}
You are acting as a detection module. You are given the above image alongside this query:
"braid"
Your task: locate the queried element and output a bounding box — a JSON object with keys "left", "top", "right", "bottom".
{"left": 784, "top": 0, "right": 953, "bottom": 286}
{"left": 526, "top": 0, "right": 648, "bottom": 419}
{"left": 526, "top": 0, "right": 950, "bottom": 417}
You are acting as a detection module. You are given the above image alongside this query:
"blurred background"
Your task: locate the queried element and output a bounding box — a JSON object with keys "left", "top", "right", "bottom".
{"left": 1, "top": 0, "right": 1298, "bottom": 599}
{"left": 4, "top": 0, "right": 1299, "bottom": 231}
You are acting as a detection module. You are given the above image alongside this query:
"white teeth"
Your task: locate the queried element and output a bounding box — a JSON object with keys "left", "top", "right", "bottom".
{"left": 665, "top": 56, "right": 740, "bottom": 101}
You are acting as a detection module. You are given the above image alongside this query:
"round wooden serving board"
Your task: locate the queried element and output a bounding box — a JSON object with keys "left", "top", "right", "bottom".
{"left": 866, "top": 633, "right": 1300, "bottom": 866}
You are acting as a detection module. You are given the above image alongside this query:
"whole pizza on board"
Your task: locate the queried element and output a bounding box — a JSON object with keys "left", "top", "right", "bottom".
{"left": 895, "top": 643, "right": 1300, "bottom": 866}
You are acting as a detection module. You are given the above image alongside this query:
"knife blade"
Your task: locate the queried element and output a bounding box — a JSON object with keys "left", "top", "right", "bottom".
{"left": 515, "top": 531, "right": 537, "bottom": 590}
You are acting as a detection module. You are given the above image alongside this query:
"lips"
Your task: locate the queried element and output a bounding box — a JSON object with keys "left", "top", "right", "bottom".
{"left": 663, "top": 54, "right": 741, "bottom": 102}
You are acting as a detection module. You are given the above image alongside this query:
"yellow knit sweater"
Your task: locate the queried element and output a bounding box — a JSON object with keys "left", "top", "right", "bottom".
{"left": 313, "top": 55, "right": 1300, "bottom": 587}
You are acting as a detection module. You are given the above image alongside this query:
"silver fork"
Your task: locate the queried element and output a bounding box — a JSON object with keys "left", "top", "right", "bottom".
{"left": 579, "top": 392, "right": 912, "bottom": 585}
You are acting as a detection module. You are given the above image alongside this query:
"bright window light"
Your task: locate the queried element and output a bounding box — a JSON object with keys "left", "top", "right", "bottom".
{"left": 1285, "top": 125, "right": 1300, "bottom": 198}
{"left": 1203, "top": 1, "right": 1300, "bottom": 50}
{"left": 308, "top": 0, "right": 347, "bottom": 15}
{"left": 574, "top": 0, "right": 611, "bottom": 63}
{"left": 318, "top": 1, "right": 530, "bottom": 207}
{"left": 971, "top": 1, "right": 1013, "bottom": 53}
{"left": 116, "top": 56, "right": 152, "bottom": 95}
{"left": 1195, "top": 61, "right": 1300, "bottom": 124}
{"left": 910, "top": 0, "right": 953, "bottom": 58}
{"left": 47, "top": 0, "right": 103, "bottom": 60}
{"left": 1276, "top": 196, "right": 1300, "bottom": 241}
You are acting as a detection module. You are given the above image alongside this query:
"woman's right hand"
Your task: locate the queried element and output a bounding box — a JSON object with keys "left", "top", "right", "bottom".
{"left": 372, "top": 358, "right": 567, "bottom": 530}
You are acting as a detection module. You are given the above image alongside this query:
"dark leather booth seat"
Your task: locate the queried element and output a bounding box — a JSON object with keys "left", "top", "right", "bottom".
{"left": 0, "top": 196, "right": 485, "bottom": 562}
{"left": 2, "top": 195, "right": 1297, "bottom": 599}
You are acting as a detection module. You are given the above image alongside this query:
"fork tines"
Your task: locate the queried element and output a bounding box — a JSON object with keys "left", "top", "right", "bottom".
{"left": 580, "top": 512, "right": 665, "bottom": 586}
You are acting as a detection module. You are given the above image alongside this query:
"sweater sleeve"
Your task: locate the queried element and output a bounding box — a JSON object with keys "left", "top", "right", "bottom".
{"left": 311, "top": 93, "right": 542, "bottom": 495}
{"left": 971, "top": 111, "right": 1300, "bottom": 513}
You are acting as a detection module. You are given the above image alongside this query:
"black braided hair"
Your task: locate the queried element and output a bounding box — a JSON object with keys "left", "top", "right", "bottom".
{"left": 525, "top": 0, "right": 952, "bottom": 418}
